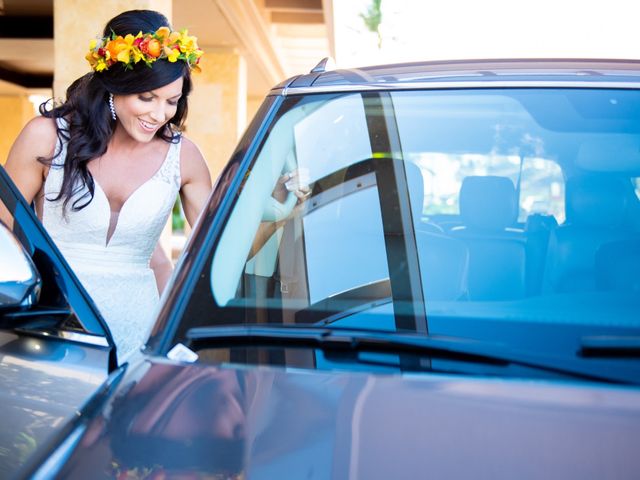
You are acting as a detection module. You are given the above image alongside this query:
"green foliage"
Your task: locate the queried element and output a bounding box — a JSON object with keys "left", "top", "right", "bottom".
{"left": 172, "top": 196, "right": 185, "bottom": 232}
{"left": 359, "top": 0, "right": 383, "bottom": 48}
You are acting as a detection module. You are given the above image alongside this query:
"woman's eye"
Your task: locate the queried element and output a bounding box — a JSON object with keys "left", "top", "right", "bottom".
{"left": 168, "top": 100, "right": 179, "bottom": 107}
{"left": 138, "top": 95, "right": 153, "bottom": 102}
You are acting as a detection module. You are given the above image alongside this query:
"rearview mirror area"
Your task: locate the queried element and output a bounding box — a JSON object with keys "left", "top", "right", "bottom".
{"left": 0, "top": 221, "right": 41, "bottom": 310}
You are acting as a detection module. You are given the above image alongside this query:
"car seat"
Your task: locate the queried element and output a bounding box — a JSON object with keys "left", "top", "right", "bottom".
{"left": 450, "top": 176, "right": 527, "bottom": 300}
{"left": 405, "top": 161, "right": 469, "bottom": 301}
{"left": 543, "top": 175, "right": 638, "bottom": 293}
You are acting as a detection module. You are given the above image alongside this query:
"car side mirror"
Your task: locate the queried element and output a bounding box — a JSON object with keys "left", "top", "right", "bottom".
{"left": 0, "top": 221, "right": 41, "bottom": 309}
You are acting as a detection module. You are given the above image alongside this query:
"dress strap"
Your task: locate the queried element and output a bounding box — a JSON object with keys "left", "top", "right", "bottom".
{"left": 51, "top": 117, "right": 69, "bottom": 167}
{"left": 154, "top": 136, "right": 182, "bottom": 189}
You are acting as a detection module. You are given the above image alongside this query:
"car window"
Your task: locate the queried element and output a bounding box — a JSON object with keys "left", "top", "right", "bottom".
{"left": 196, "top": 89, "right": 640, "bottom": 353}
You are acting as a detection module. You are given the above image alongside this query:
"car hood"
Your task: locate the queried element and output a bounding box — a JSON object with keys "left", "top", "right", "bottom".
{"left": 56, "top": 359, "right": 640, "bottom": 479}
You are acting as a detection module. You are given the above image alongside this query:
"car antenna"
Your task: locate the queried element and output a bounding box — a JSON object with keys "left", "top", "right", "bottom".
{"left": 310, "top": 57, "right": 335, "bottom": 73}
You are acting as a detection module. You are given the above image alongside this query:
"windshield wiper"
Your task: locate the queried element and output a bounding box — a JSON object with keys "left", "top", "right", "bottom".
{"left": 580, "top": 336, "right": 640, "bottom": 358}
{"left": 185, "top": 325, "right": 638, "bottom": 385}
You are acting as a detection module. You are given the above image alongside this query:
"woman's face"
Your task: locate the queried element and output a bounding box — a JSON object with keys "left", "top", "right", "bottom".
{"left": 113, "top": 76, "right": 184, "bottom": 143}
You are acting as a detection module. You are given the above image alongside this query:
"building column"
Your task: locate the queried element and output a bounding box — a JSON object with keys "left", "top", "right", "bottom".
{"left": 187, "top": 47, "right": 247, "bottom": 182}
{"left": 53, "top": 0, "right": 172, "bottom": 99}
{"left": 0, "top": 94, "right": 34, "bottom": 165}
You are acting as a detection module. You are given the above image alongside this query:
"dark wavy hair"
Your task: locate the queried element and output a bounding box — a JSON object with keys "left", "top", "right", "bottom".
{"left": 40, "top": 10, "right": 193, "bottom": 211}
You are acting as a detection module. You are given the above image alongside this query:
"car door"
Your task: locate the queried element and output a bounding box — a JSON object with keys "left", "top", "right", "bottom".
{"left": 0, "top": 165, "right": 114, "bottom": 478}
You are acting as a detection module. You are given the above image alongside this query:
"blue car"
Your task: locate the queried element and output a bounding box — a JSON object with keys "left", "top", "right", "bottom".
{"left": 1, "top": 58, "right": 640, "bottom": 479}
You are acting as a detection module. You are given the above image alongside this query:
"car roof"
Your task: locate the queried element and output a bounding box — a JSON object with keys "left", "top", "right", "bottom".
{"left": 272, "top": 58, "right": 640, "bottom": 94}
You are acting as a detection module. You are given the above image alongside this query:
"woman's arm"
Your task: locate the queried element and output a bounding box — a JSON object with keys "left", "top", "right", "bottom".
{"left": 2, "top": 116, "right": 56, "bottom": 226}
{"left": 150, "top": 242, "right": 173, "bottom": 294}
{"left": 178, "top": 137, "right": 213, "bottom": 228}
{"left": 150, "top": 137, "right": 211, "bottom": 295}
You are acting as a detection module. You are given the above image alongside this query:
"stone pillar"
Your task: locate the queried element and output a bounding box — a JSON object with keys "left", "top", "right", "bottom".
{"left": 0, "top": 94, "right": 34, "bottom": 165}
{"left": 187, "top": 47, "right": 247, "bottom": 182}
{"left": 53, "top": 0, "right": 172, "bottom": 99}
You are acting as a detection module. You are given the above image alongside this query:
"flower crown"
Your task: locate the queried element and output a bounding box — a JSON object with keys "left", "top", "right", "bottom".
{"left": 86, "top": 26, "right": 203, "bottom": 73}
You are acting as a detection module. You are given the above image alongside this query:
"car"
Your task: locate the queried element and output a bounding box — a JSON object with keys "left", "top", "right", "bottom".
{"left": 2, "top": 58, "right": 640, "bottom": 479}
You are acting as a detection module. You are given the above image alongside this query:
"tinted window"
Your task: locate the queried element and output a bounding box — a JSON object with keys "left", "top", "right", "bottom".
{"left": 183, "top": 89, "right": 640, "bottom": 364}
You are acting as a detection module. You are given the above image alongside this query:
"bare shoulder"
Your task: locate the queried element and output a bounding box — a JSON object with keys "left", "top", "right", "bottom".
{"left": 6, "top": 116, "right": 57, "bottom": 171}
{"left": 20, "top": 116, "right": 58, "bottom": 147}
{"left": 4, "top": 115, "right": 58, "bottom": 203}
{"left": 179, "top": 135, "right": 210, "bottom": 185}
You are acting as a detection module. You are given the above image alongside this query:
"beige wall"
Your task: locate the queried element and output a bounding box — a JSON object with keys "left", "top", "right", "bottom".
{"left": 188, "top": 48, "right": 248, "bottom": 180}
{"left": 0, "top": 95, "right": 35, "bottom": 165}
{"left": 53, "top": 0, "right": 172, "bottom": 98}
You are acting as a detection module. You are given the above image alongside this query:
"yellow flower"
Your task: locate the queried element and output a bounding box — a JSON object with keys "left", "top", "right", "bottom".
{"left": 132, "top": 49, "right": 145, "bottom": 63}
{"left": 89, "top": 39, "right": 97, "bottom": 50}
{"left": 155, "top": 26, "right": 171, "bottom": 39}
{"left": 116, "top": 48, "right": 130, "bottom": 64}
{"left": 167, "top": 48, "right": 180, "bottom": 63}
{"left": 178, "top": 35, "right": 197, "bottom": 53}
{"left": 168, "top": 31, "right": 181, "bottom": 44}
{"left": 95, "top": 59, "right": 108, "bottom": 72}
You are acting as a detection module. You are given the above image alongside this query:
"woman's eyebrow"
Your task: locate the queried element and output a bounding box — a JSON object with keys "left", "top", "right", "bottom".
{"left": 146, "top": 92, "right": 182, "bottom": 99}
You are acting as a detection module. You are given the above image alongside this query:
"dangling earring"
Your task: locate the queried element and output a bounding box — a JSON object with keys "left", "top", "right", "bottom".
{"left": 108, "top": 93, "right": 117, "bottom": 121}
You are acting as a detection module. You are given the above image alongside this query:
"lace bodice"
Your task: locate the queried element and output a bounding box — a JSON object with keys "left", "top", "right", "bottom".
{"left": 42, "top": 119, "right": 182, "bottom": 361}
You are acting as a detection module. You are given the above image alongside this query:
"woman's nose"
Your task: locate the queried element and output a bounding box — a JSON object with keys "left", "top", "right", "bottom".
{"left": 149, "top": 103, "right": 165, "bottom": 122}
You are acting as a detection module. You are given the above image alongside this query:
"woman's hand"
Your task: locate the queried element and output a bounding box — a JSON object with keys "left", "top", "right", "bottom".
{"left": 283, "top": 168, "right": 311, "bottom": 200}
{"left": 263, "top": 169, "right": 311, "bottom": 222}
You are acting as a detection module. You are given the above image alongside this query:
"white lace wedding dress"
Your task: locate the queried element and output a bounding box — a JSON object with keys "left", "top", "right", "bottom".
{"left": 43, "top": 120, "right": 181, "bottom": 362}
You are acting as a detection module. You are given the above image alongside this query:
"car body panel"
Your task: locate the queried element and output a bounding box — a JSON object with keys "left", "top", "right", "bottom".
{"left": 0, "top": 330, "right": 109, "bottom": 478}
{"left": 55, "top": 360, "right": 640, "bottom": 479}
{"left": 0, "top": 168, "right": 114, "bottom": 477}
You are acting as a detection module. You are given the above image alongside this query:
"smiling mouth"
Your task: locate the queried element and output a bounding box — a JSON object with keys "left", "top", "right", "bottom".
{"left": 139, "top": 119, "right": 159, "bottom": 132}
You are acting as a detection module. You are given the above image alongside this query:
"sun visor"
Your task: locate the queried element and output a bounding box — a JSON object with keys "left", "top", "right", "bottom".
{"left": 576, "top": 135, "right": 640, "bottom": 172}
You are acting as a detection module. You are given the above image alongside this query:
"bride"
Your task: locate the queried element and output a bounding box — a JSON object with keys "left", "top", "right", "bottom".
{"left": 4, "top": 10, "right": 212, "bottom": 362}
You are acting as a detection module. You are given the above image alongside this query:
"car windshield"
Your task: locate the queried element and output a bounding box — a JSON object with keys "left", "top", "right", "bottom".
{"left": 177, "top": 88, "right": 640, "bottom": 368}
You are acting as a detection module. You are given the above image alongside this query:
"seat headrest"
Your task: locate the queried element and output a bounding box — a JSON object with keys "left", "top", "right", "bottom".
{"left": 566, "top": 175, "right": 629, "bottom": 228}
{"left": 459, "top": 176, "right": 518, "bottom": 230}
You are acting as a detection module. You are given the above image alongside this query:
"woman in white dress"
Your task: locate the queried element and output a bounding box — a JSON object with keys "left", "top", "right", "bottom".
{"left": 4, "top": 10, "right": 212, "bottom": 361}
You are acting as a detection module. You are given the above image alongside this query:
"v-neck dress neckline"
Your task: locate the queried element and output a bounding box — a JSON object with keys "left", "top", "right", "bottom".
{"left": 90, "top": 142, "right": 174, "bottom": 247}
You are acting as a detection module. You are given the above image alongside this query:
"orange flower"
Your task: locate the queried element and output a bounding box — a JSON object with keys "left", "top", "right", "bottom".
{"left": 143, "top": 38, "right": 162, "bottom": 58}
{"left": 106, "top": 36, "right": 130, "bottom": 62}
